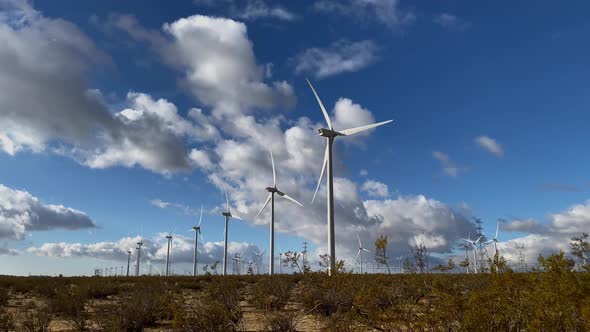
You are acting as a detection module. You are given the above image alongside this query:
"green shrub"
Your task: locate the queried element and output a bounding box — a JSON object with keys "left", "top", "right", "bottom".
{"left": 0, "top": 288, "right": 8, "bottom": 307}
{"left": 173, "top": 300, "right": 242, "bottom": 332}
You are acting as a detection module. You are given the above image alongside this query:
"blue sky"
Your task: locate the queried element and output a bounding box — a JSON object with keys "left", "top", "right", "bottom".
{"left": 0, "top": 0, "right": 589, "bottom": 275}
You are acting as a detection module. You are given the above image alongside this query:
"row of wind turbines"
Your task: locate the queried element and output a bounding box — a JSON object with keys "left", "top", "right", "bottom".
{"left": 184, "top": 79, "right": 394, "bottom": 277}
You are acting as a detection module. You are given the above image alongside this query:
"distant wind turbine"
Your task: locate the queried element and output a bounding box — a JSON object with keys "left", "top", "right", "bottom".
{"left": 307, "top": 78, "right": 393, "bottom": 276}
{"left": 355, "top": 234, "right": 372, "bottom": 274}
{"left": 461, "top": 234, "right": 483, "bottom": 274}
{"left": 255, "top": 149, "right": 303, "bottom": 275}
{"left": 484, "top": 219, "right": 501, "bottom": 254}
{"left": 190, "top": 206, "right": 205, "bottom": 276}
{"left": 222, "top": 187, "right": 242, "bottom": 276}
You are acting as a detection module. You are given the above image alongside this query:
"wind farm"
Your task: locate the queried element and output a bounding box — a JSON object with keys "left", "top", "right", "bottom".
{"left": 1, "top": 0, "right": 589, "bottom": 330}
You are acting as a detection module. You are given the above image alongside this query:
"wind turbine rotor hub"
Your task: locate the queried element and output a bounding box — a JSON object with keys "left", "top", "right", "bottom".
{"left": 222, "top": 212, "right": 232, "bottom": 217}
{"left": 266, "top": 187, "right": 278, "bottom": 193}
{"left": 318, "top": 128, "right": 339, "bottom": 138}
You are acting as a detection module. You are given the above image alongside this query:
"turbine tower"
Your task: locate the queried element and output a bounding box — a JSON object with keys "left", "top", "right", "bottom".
{"left": 461, "top": 234, "right": 483, "bottom": 273}
{"left": 255, "top": 149, "right": 304, "bottom": 275}
{"left": 191, "top": 206, "right": 204, "bottom": 277}
{"left": 222, "top": 187, "right": 242, "bottom": 276}
{"left": 165, "top": 233, "right": 173, "bottom": 277}
{"left": 126, "top": 250, "right": 131, "bottom": 277}
{"left": 136, "top": 239, "right": 143, "bottom": 276}
{"left": 307, "top": 79, "right": 393, "bottom": 276}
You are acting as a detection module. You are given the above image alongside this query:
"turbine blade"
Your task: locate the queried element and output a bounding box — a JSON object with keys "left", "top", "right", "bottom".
{"left": 224, "top": 186, "right": 230, "bottom": 213}
{"left": 232, "top": 214, "right": 243, "bottom": 220}
{"left": 355, "top": 249, "right": 361, "bottom": 261}
{"left": 198, "top": 205, "right": 203, "bottom": 227}
{"left": 475, "top": 235, "right": 483, "bottom": 243}
{"left": 362, "top": 248, "right": 372, "bottom": 254}
{"left": 356, "top": 234, "right": 362, "bottom": 248}
{"left": 277, "top": 191, "right": 304, "bottom": 207}
{"left": 255, "top": 193, "right": 273, "bottom": 219}
{"left": 495, "top": 220, "right": 500, "bottom": 240}
{"left": 311, "top": 140, "right": 329, "bottom": 203}
{"left": 270, "top": 148, "right": 276, "bottom": 187}
{"left": 339, "top": 120, "right": 394, "bottom": 136}
{"left": 306, "top": 78, "right": 332, "bottom": 130}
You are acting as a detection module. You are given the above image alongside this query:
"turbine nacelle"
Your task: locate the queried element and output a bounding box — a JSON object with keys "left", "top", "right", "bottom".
{"left": 265, "top": 186, "right": 278, "bottom": 193}
{"left": 318, "top": 128, "right": 341, "bottom": 138}
{"left": 222, "top": 212, "right": 232, "bottom": 217}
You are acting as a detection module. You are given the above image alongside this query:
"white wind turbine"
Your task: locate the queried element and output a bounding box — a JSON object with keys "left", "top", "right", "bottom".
{"left": 461, "top": 234, "right": 483, "bottom": 274}
{"left": 165, "top": 231, "right": 173, "bottom": 277}
{"left": 254, "top": 249, "right": 264, "bottom": 274}
{"left": 307, "top": 79, "right": 393, "bottom": 276}
{"left": 355, "top": 234, "right": 372, "bottom": 274}
{"left": 221, "top": 187, "right": 242, "bottom": 276}
{"left": 255, "top": 149, "right": 304, "bottom": 275}
{"left": 190, "top": 206, "right": 205, "bottom": 276}
{"left": 484, "top": 219, "right": 501, "bottom": 254}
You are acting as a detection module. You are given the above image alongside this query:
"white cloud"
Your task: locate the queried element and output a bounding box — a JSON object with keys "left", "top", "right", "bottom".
{"left": 112, "top": 14, "right": 296, "bottom": 118}
{"left": 433, "top": 13, "right": 470, "bottom": 30}
{"left": 548, "top": 200, "right": 590, "bottom": 234}
{"left": 361, "top": 180, "right": 389, "bottom": 197}
{"left": 27, "top": 234, "right": 261, "bottom": 266}
{"left": 0, "top": 184, "right": 95, "bottom": 241}
{"left": 238, "top": 0, "right": 297, "bottom": 21}
{"left": 150, "top": 198, "right": 199, "bottom": 216}
{"left": 294, "top": 40, "right": 378, "bottom": 79}
{"left": 313, "top": 0, "right": 415, "bottom": 30}
{"left": 432, "top": 151, "right": 460, "bottom": 177}
{"left": 475, "top": 135, "right": 504, "bottom": 157}
{"left": 503, "top": 218, "right": 547, "bottom": 234}
{"left": 194, "top": 0, "right": 297, "bottom": 21}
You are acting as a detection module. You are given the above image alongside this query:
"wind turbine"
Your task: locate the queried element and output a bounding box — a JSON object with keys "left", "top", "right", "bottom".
{"left": 255, "top": 149, "right": 304, "bottom": 275}
{"left": 190, "top": 206, "right": 205, "bottom": 276}
{"left": 165, "top": 232, "right": 173, "bottom": 277}
{"left": 254, "top": 249, "right": 264, "bottom": 274}
{"left": 136, "top": 239, "right": 143, "bottom": 276}
{"left": 484, "top": 219, "right": 501, "bottom": 254}
{"left": 126, "top": 250, "right": 132, "bottom": 277}
{"left": 307, "top": 79, "right": 393, "bottom": 276}
{"left": 355, "top": 234, "right": 372, "bottom": 274}
{"left": 461, "top": 234, "right": 482, "bottom": 274}
{"left": 221, "top": 187, "right": 242, "bottom": 276}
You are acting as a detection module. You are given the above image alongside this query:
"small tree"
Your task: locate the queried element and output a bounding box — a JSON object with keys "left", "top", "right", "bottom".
{"left": 283, "top": 251, "right": 303, "bottom": 273}
{"left": 538, "top": 251, "right": 575, "bottom": 273}
{"left": 570, "top": 233, "right": 590, "bottom": 272}
{"left": 411, "top": 242, "right": 429, "bottom": 273}
{"left": 318, "top": 254, "right": 348, "bottom": 274}
{"left": 432, "top": 258, "right": 456, "bottom": 272}
{"left": 459, "top": 258, "right": 470, "bottom": 273}
{"left": 210, "top": 261, "right": 220, "bottom": 275}
{"left": 374, "top": 235, "right": 391, "bottom": 274}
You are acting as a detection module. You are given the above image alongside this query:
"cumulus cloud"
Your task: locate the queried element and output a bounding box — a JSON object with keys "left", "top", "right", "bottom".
{"left": 494, "top": 200, "right": 590, "bottom": 265}
{"left": 111, "top": 14, "right": 296, "bottom": 118}
{"left": 313, "top": 0, "right": 415, "bottom": 30}
{"left": 0, "top": 184, "right": 95, "bottom": 241}
{"left": 433, "top": 13, "right": 470, "bottom": 30}
{"left": 475, "top": 135, "right": 504, "bottom": 157}
{"left": 0, "top": 246, "right": 18, "bottom": 256}
{"left": 361, "top": 180, "right": 389, "bottom": 197}
{"left": 0, "top": 2, "right": 220, "bottom": 174}
{"left": 432, "top": 151, "right": 460, "bottom": 177}
{"left": 294, "top": 40, "right": 378, "bottom": 79}
{"left": 28, "top": 234, "right": 261, "bottom": 267}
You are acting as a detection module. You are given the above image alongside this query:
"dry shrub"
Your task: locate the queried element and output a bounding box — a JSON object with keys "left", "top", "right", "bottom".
{"left": 251, "top": 276, "right": 293, "bottom": 311}
{"left": 0, "top": 288, "right": 8, "bottom": 307}
{"left": 262, "top": 310, "right": 297, "bottom": 332}
{"left": 19, "top": 307, "right": 53, "bottom": 332}
{"left": 94, "top": 282, "right": 174, "bottom": 332}
{"left": 299, "top": 274, "right": 357, "bottom": 316}
{"left": 173, "top": 300, "right": 242, "bottom": 332}
{"left": 0, "top": 308, "right": 16, "bottom": 332}
{"left": 48, "top": 285, "right": 88, "bottom": 331}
